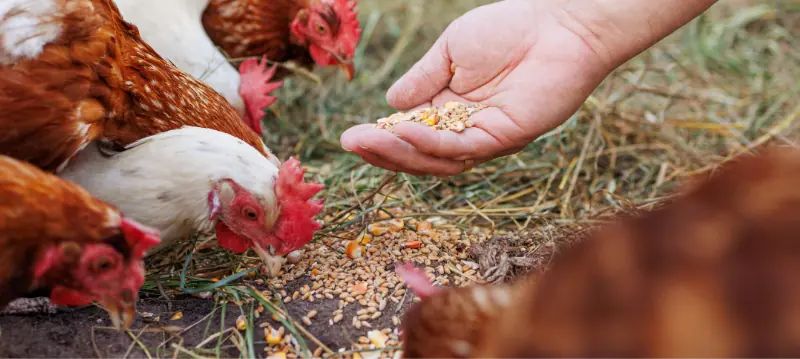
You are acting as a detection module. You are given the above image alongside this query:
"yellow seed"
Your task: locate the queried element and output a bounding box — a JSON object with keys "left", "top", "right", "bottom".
{"left": 307, "top": 310, "right": 318, "bottom": 319}
{"left": 265, "top": 327, "right": 283, "bottom": 345}
{"left": 333, "top": 313, "right": 344, "bottom": 323}
{"left": 345, "top": 240, "right": 363, "bottom": 259}
{"left": 425, "top": 116, "right": 438, "bottom": 126}
{"left": 302, "top": 316, "right": 312, "bottom": 326}
{"left": 235, "top": 315, "right": 247, "bottom": 331}
{"left": 387, "top": 219, "right": 405, "bottom": 231}
{"left": 368, "top": 330, "right": 389, "bottom": 348}
{"left": 358, "top": 232, "right": 373, "bottom": 245}
{"left": 368, "top": 223, "right": 389, "bottom": 236}
{"left": 170, "top": 312, "right": 183, "bottom": 321}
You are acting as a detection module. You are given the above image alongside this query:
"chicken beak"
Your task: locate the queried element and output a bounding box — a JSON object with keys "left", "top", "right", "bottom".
{"left": 252, "top": 244, "right": 287, "bottom": 278}
{"left": 340, "top": 62, "right": 355, "bottom": 81}
{"left": 101, "top": 298, "right": 136, "bottom": 331}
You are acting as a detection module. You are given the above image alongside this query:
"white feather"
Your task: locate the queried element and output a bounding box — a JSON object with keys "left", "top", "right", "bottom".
{"left": 0, "top": 0, "right": 62, "bottom": 65}
{"left": 113, "top": 0, "right": 246, "bottom": 118}
{"left": 58, "top": 126, "right": 280, "bottom": 247}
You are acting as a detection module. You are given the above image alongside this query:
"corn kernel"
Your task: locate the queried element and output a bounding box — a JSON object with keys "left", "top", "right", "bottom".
{"left": 170, "top": 312, "right": 183, "bottom": 321}
{"left": 402, "top": 240, "right": 422, "bottom": 249}
{"left": 444, "top": 101, "right": 460, "bottom": 110}
{"left": 352, "top": 282, "right": 368, "bottom": 295}
{"left": 387, "top": 218, "right": 405, "bottom": 231}
{"left": 345, "top": 240, "right": 363, "bottom": 259}
{"left": 265, "top": 327, "right": 283, "bottom": 345}
{"left": 235, "top": 315, "right": 247, "bottom": 331}
{"left": 358, "top": 232, "right": 373, "bottom": 245}
{"left": 368, "top": 330, "right": 389, "bottom": 348}
{"left": 425, "top": 116, "right": 438, "bottom": 126}
{"left": 368, "top": 223, "right": 389, "bottom": 236}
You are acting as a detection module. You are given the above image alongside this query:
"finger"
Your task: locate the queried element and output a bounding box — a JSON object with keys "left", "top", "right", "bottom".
{"left": 356, "top": 151, "right": 428, "bottom": 177}
{"left": 391, "top": 107, "right": 516, "bottom": 160}
{"left": 343, "top": 126, "right": 468, "bottom": 176}
{"left": 386, "top": 36, "right": 452, "bottom": 110}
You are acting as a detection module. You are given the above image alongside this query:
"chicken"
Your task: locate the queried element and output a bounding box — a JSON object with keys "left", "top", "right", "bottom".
{"left": 0, "top": 0, "right": 325, "bottom": 272}
{"left": 0, "top": 154, "right": 160, "bottom": 330}
{"left": 400, "top": 147, "right": 800, "bottom": 358}
{"left": 114, "top": 0, "right": 283, "bottom": 134}
{"left": 59, "top": 126, "right": 324, "bottom": 276}
{"left": 0, "top": 0, "right": 277, "bottom": 173}
{"left": 396, "top": 263, "right": 535, "bottom": 358}
{"left": 201, "top": 0, "right": 361, "bottom": 88}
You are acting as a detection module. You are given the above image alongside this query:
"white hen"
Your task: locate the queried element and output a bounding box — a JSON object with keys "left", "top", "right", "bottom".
{"left": 59, "top": 127, "right": 325, "bottom": 276}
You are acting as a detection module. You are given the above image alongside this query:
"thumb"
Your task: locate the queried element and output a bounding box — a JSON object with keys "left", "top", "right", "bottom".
{"left": 386, "top": 36, "right": 452, "bottom": 110}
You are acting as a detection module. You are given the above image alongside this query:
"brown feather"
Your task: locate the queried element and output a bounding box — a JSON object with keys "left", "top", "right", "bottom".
{"left": 0, "top": 155, "right": 119, "bottom": 308}
{"left": 201, "top": 0, "right": 315, "bottom": 78}
{"left": 402, "top": 147, "right": 800, "bottom": 358}
{"left": 0, "top": 0, "right": 275, "bottom": 172}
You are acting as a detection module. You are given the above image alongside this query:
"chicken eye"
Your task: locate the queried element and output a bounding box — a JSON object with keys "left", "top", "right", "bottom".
{"left": 316, "top": 24, "right": 327, "bottom": 34}
{"left": 93, "top": 257, "right": 113, "bottom": 272}
{"left": 243, "top": 208, "right": 258, "bottom": 220}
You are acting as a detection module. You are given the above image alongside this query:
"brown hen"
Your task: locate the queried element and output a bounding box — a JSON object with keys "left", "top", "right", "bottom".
{"left": 400, "top": 147, "right": 800, "bottom": 358}
{"left": 0, "top": 0, "right": 277, "bottom": 172}
{"left": 0, "top": 155, "right": 160, "bottom": 330}
{"left": 201, "top": 0, "right": 361, "bottom": 80}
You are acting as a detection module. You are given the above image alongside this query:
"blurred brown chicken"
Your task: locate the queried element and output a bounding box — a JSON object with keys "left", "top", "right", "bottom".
{"left": 400, "top": 146, "right": 800, "bottom": 358}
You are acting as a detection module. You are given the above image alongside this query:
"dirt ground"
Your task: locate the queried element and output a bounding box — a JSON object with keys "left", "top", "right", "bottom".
{"left": 0, "top": 290, "right": 415, "bottom": 358}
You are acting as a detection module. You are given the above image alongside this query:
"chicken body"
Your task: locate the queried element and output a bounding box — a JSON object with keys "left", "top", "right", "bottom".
{"left": 113, "top": 0, "right": 283, "bottom": 134}
{"left": 0, "top": 154, "right": 160, "bottom": 330}
{"left": 59, "top": 126, "right": 323, "bottom": 276}
{"left": 0, "top": 0, "right": 275, "bottom": 173}
{"left": 401, "top": 147, "right": 800, "bottom": 358}
{"left": 113, "top": 0, "right": 246, "bottom": 119}
{"left": 202, "top": 0, "right": 361, "bottom": 80}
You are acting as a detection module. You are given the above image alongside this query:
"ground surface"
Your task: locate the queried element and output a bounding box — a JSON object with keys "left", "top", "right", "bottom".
{"left": 2, "top": 0, "right": 799, "bottom": 358}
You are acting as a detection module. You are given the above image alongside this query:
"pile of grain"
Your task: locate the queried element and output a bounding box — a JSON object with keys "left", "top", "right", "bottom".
{"left": 375, "top": 102, "right": 487, "bottom": 133}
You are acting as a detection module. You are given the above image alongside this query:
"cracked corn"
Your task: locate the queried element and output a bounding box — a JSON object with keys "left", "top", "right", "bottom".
{"left": 375, "top": 102, "right": 487, "bottom": 132}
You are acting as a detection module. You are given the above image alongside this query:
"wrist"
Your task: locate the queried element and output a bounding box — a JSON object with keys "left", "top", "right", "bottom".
{"left": 549, "top": 0, "right": 718, "bottom": 69}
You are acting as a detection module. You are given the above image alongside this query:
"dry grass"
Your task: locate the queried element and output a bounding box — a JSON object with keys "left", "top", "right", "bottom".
{"left": 139, "top": 0, "right": 800, "bottom": 358}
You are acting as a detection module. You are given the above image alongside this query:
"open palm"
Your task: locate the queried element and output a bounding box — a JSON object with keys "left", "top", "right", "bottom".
{"left": 340, "top": 0, "right": 611, "bottom": 176}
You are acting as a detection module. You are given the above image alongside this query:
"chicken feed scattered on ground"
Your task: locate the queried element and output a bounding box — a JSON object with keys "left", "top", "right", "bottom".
{"left": 254, "top": 211, "right": 493, "bottom": 358}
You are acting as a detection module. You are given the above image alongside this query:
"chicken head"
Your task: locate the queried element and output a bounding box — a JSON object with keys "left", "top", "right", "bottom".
{"left": 209, "top": 157, "right": 324, "bottom": 276}
{"left": 291, "top": 0, "right": 361, "bottom": 80}
{"left": 32, "top": 217, "right": 160, "bottom": 330}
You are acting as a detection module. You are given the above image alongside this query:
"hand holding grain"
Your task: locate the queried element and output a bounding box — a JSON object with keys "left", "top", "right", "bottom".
{"left": 340, "top": 0, "right": 610, "bottom": 176}
{"left": 340, "top": 0, "right": 718, "bottom": 176}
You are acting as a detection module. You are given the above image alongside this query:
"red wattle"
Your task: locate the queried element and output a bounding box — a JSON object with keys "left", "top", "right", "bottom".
{"left": 215, "top": 221, "right": 251, "bottom": 253}
{"left": 50, "top": 286, "right": 94, "bottom": 306}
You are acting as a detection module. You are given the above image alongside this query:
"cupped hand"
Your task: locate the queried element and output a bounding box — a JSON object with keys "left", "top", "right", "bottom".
{"left": 340, "top": 0, "right": 614, "bottom": 176}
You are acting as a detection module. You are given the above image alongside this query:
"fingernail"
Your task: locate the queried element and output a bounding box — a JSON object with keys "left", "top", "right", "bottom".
{"left": 359, "top": 144, "right": 370, "bottom": 151}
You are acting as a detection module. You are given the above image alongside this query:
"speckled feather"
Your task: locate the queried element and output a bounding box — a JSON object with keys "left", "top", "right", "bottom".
{"left": 202, "top": 0, "right": 315, "bottom": 77}
{"left": 0, "top": 155, "right": 119, "bottom": 309}
{"left": 0, "top": 0, "right": 275, "bottom": 172}
{"left": 403, "top": 147, "right": 800, "bottom": 358}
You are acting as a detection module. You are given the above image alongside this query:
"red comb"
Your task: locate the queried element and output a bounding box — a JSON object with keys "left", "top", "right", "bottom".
{"left": 271, "top": 157, "right": 325, "bottom": 255}
{"left": 326, "top": 0, "right": 361, "bottom": 55}
{"left": 238, "top": 55, "right": 284, "bottom": 134}
{"left": 121, "top": 217, "right": 161, "bottom": 258}
{"left": 395, "top": 262, "right": 441, "bottom": 299}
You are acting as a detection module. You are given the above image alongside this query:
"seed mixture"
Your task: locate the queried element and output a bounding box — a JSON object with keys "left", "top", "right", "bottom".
{"left": 243, "top": 209, "right": 492, "bottom": 359}
{"left": 375, "top": 102, "right": 487, "bottom": 133}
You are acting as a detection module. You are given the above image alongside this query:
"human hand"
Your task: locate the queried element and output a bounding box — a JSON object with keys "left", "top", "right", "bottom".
{"left": 340, "top": 0, "right": 717, "bottom": 176}
{"left": 340, "top": 0, "right": 612, "bottom": 176}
